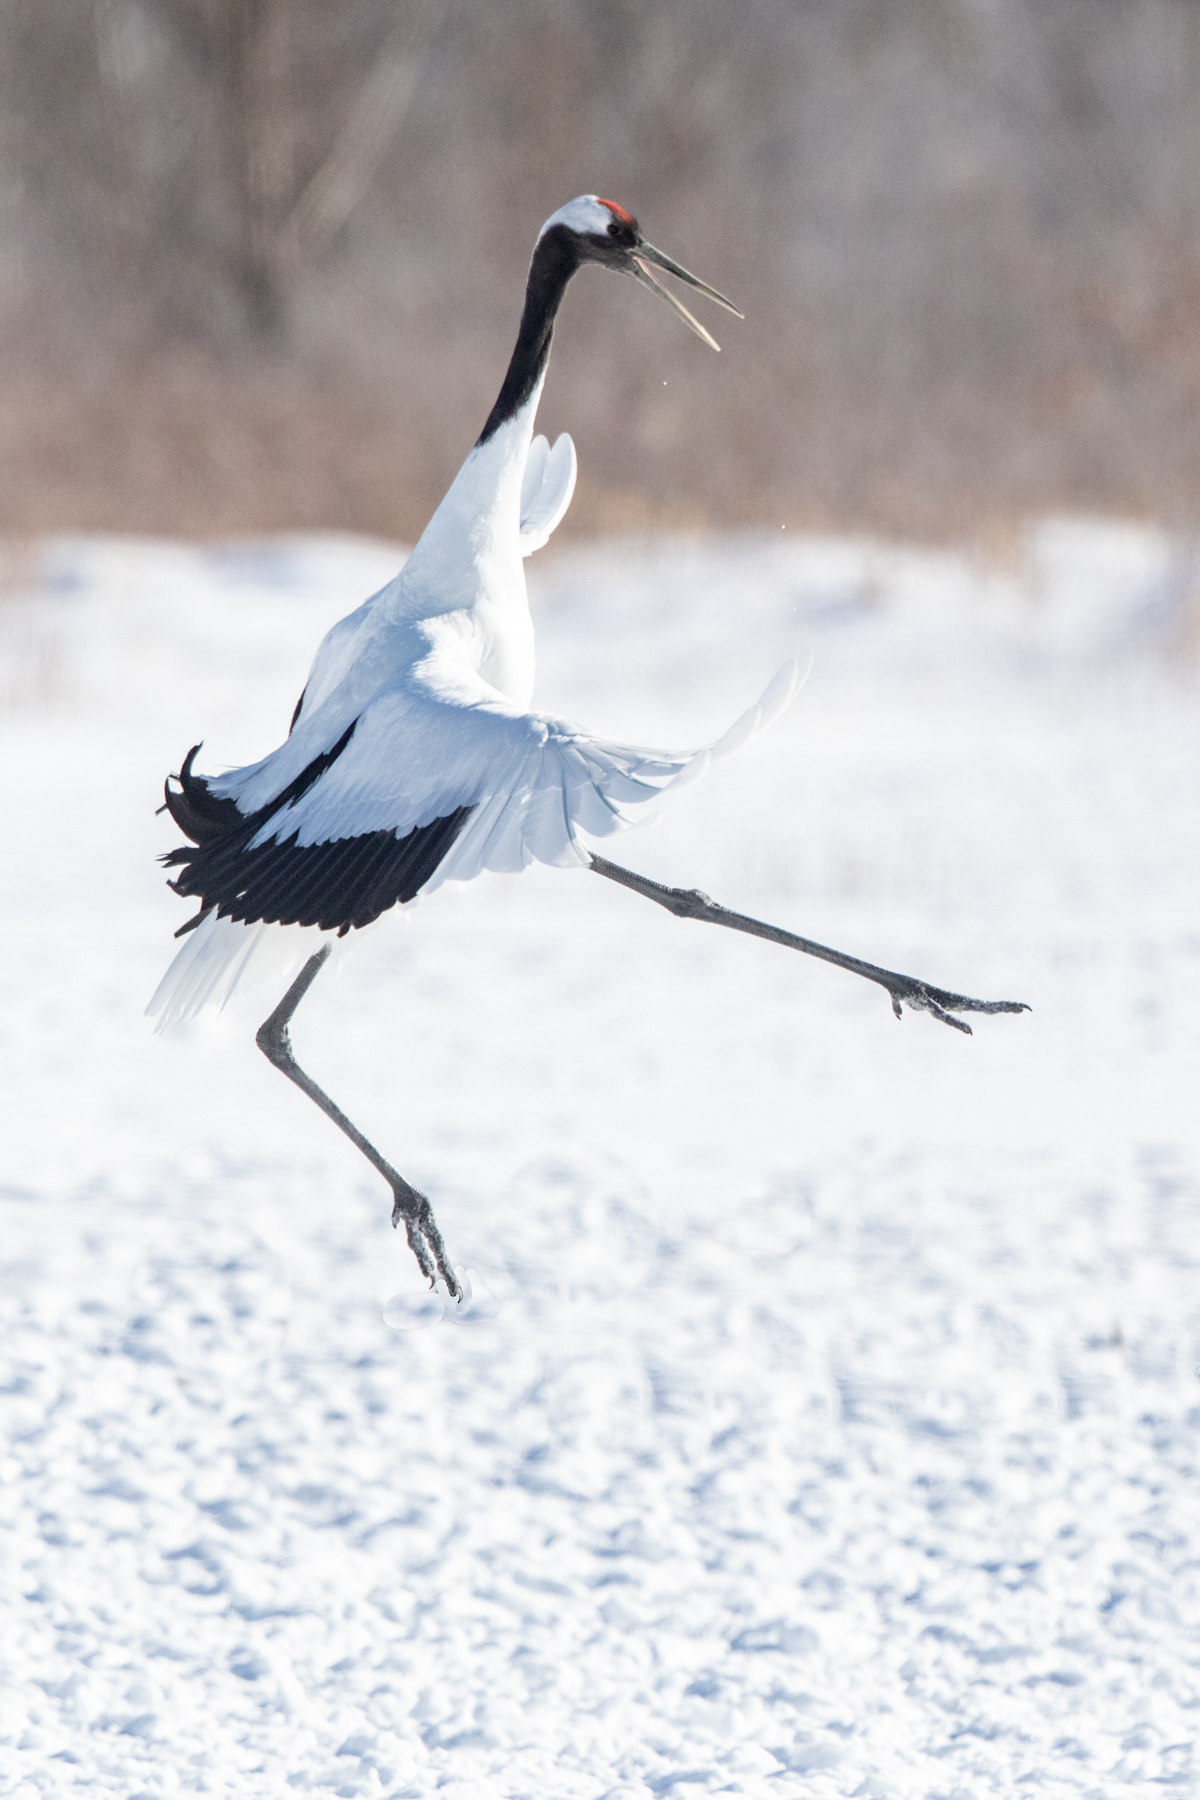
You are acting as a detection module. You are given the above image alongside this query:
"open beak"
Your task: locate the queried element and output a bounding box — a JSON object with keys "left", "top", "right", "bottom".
{"left": 629, "top": 241, "right": 743, "bottom": 352}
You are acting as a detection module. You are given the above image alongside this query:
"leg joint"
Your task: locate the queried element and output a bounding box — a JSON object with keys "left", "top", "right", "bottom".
{"left": 255, "top": 1019, "right": 291, "bottom": 1066}
{"left": 667, "top": 886, "right": 717, "bottom": 920}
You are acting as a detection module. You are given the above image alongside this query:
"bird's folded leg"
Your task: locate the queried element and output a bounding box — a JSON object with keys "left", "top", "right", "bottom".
{"left": 587, "top": 854, "right": 1029, "bottom": 1037}
{"left": 256, "top": 947, "right": 462, "bottom": 1299}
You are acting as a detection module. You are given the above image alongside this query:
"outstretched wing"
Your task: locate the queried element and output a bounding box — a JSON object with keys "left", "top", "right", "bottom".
{"left": 160, "top": 658, "right": 804, "bottom": 940}
{"left": 519, "top": 433, "right": 577, "bottom": 556}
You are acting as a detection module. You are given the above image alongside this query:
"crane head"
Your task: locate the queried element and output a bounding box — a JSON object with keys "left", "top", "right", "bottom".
{"left": 537, "top": 195, "right": 743, "bottom": 351}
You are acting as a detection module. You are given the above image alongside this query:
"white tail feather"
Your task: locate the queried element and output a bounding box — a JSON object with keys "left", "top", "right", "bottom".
{"left": 146, "top": 913, "right": 353, "bottom": 1033}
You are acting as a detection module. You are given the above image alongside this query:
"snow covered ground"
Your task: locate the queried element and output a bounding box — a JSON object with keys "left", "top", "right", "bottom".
{"left": 1, "top": 523, "right": 1199, "bottom": 1799}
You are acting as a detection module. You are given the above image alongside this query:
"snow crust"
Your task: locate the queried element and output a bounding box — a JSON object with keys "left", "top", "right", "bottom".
{"left": 1, "top": 523, "right": 1199, "bottom": 1797}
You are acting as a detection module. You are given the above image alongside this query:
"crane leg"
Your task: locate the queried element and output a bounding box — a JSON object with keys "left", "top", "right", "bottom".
{"left": 588, "top": 854, "right": 1029, "bottom": 1035}
{"left": 255, "top": 945, "right": 461, "bottom": 1298}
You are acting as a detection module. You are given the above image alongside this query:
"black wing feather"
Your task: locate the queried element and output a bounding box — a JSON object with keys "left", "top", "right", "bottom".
{"left": 161, "top": 722, "right": 474, "bottom": 936}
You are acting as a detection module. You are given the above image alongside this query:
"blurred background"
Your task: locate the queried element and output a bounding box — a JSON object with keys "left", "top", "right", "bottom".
{"left": 1, "top": 0, "right": 1198, "bottom": 545}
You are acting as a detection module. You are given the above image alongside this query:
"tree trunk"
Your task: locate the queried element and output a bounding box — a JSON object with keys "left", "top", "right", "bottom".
{"left": 224, "top": 0, "right": 292, "bottom": 341}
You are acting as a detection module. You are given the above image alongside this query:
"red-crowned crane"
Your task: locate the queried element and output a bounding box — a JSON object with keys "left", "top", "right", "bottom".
{"left": 150, "top": 196, "right": 1027, "bottom": 1298}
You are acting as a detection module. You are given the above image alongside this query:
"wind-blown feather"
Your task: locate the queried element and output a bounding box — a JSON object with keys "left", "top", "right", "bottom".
{"left": 519, "top": 433, "right": 577, "bottom": 555}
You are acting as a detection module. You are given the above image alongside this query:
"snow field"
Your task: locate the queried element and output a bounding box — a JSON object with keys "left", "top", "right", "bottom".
{"left": 1, "top": 524, "right": 1198, "bottom": 1797}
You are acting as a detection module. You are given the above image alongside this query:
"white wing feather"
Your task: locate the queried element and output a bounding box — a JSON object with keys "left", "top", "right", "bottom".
{"left": 518, "top": 433, "right": 577, "bottom": 556}
{"left": 217, "top": 654, "right": 806, "bottom": 888}
{"left": 148, "top": 655, "right": 806, "bottom": 1029}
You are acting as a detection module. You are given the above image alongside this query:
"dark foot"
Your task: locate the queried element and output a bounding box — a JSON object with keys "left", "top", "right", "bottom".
{"left": 885, "top": 976, "right": 1030, "bottom": 1036}
{"left": 391, "top": 1180, "right": 461, "bottom": 1301}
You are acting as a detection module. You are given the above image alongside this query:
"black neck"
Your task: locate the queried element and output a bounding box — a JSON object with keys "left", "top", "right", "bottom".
{"left": 477, "top": 225, "right": 582, "bottom": 447}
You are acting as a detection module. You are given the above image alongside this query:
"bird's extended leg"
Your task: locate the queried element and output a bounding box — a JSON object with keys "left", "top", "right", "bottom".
{"left": 255, "top": 946, "right": 461, "bottom": 1297}
{"left": 588, "top": 855, "right": 1029, "bottom": 1035}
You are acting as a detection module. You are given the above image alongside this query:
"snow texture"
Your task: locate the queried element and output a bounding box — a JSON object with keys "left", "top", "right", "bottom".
{"left": 2, "top": 522, "right": 1199, "bottom": 1798}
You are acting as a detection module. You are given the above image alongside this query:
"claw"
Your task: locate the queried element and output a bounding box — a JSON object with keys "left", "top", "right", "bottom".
{"left": 927, "top": 1002, "right": 973, "bottom": 1036}
{"left": 391, "top": 1185, "right": 441, "bottom": 1286}
{"left": 889, "top": 979, "right": 1029, "bottom": 1034}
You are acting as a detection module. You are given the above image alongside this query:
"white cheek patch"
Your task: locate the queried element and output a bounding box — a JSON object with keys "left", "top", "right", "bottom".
{"left": 537, "top": 195, "right": 614, "bottom": 241}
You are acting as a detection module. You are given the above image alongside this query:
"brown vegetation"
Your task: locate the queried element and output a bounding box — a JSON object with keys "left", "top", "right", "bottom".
{"left": 2, "top": 0, "right": 1199, "bottom": 543}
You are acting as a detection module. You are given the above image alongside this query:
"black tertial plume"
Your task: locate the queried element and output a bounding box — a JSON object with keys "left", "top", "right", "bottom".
{"left": 162, "top": 746, "right": 244, "bottom": 845}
